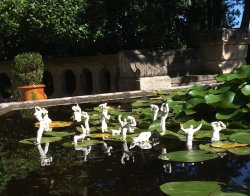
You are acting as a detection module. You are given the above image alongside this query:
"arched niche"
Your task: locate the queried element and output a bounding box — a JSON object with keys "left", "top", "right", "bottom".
{"left": 62, "top": 69, "right": 76, "bottom": 95}
{"left": 99, "top": 68, "right": 111, "bottom": 93}
{"left": 0, "top": 73, "right": 11, "bottom": 98}
{"left": 42, "top": 70, "right": 54, "bottom": 96}
{"left": 80, "top": 69, "right": 93, "bottom": 94}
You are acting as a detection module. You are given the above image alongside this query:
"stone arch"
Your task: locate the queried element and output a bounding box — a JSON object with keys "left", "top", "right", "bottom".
{"left": 62, "top": 69, "right": 76, "bottom": 95}
{"left": 42, "top": 70, "right": 54, "bottom": 97}
{"left": 99, "top": 68, "right": 111, "bottom": 93}
{"left": 80, "top": 69, "right": 93, "bottom": 94}
{"left": 0, "top": 73, "right": 11, "bottom": 98}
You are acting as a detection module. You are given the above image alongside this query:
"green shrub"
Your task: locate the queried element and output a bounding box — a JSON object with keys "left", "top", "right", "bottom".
{"left": 12, "top": 52, "right": 44, "bottom": 86}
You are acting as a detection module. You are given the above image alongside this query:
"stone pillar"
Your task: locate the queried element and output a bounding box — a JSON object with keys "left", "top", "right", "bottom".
{"left": 197, "top": 28, "right": 250, "bottom": 74}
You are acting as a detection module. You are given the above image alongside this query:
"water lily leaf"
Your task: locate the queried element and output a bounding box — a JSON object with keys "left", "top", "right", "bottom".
{"left": 88, "top": 133, "right": 112, "bottom": 138}
{"left": 188, "top": 90, "right": 207, "bottom": 98}
{"left": 216, "top": 109, "right": 241, "bottom": 120}
{"left": 151, "top": 90, "right": 170, "bottom": 95}
{"left": 44, "top": 131, "right": 75, "bottom": 137}
{"left": 199, "top": 143, "right": 226, "bottom": 153}
{"left": 163, "top": 130, "right": 186, "bottom": 141}
{"left": 35, "top": 121, "right": 73, "bottom": 128}
{"left": 211, "top": 141, "right": 248, "bottom": 149}
{"left": 189, "top": 84, "right": 210, "bottom": 91}
{"left": 160, "top": 181, "right": 222, "bottom": 196}
{"left": 209, "top": 86, "right": 231, "bottom": 94}
{"left": 205, "top": 91, "right": 240, "bottom": 109}
{"left": 158, "top": 150, "right": 218, "bottom": 162}
{"left": 63, "top": 139, "right": 102, "bottom": 147}
{"left": 228, "top": 147, "right": 250, "bottom": 155}
{"left": 185, "top": 98, "right": 205, "bottom": 109}
{"left": 241, "top": 85, "right": 250, "bottom": 96}
{"left": 148, "top": 121, "right": 161, "bottom": 131}
{"left": 181, "top": 119, "right": 202, "bottom": 129}
{"left": 229, "top": 133, "right": 250, "bottom": 144}
{"left": 160, "top": 181, "right": 248, "bottom": 196}
{"left": 19, "top": 137, "right": 62, "bottom": 144}
{"left": 131, "top": 100, "right": 150, "bottom": 107}
{"left": 90, "top": 114, "right": 100, "bottom": 120}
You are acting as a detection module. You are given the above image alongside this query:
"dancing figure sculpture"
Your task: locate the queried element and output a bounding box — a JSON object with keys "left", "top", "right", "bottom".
{"left": 150, "top": 104, "right": 159, "bottom": 121}
{"left": 34, "top": 106, "right": 52, "bottom": 144}
{"left": 72, "top": 104, "right": 82, "bottom": 122}
{"left": 180, "top": 123, "right": 202, "bottom": 150}
{"left": 160, "top": 103, "right": 169, "bottom": 134}
{"left": 118, "top": 114, "right": 137, "bottom": 140}
{"left": 211, "top": 121, "right": 226, "bottom": 142}
{"left": 82, "top": 111, "right": 90, "bottom": 135}
{"left": 99, "top": 103, "right": 110, "bottom": 133}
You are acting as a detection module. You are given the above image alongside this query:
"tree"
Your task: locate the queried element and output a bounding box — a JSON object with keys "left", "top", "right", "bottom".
{"left": 241, "top": 0, "right": 250, "bottom": 28}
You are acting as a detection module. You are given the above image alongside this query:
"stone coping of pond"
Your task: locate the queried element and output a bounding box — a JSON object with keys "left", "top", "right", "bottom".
{"left": 0, "top": 83, "right": 218, "bottom": 116}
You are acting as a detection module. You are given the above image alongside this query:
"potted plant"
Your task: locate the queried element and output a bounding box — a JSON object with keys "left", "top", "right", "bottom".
{"left": 12, "top": 52, "right": 47, "bottom": 101}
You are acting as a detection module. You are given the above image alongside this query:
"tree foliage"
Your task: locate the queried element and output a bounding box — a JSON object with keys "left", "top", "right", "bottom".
{"left": 0, "top": 0, "right": 247, "bottom": 60}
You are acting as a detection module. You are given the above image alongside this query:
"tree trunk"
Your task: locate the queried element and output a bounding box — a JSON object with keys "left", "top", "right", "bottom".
{"left": 207, "top": 0, "right": 225, "bottom": 29}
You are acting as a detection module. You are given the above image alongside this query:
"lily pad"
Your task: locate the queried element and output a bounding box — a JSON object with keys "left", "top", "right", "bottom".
{"left": 44, "top": 131, "right": 75, "bottom": 137}
{"left": 63, "top": 139, "right": 102, "bottom": 147}
{"left": 228, "top": 146, "right": 250, "bottom": 155}
{"left": 158, "top": 150, "right": 218, "bottom": 162}
{"left": 229, "top": 133, "right": 250, "bottom": 144}
{"left": 199, "top": 143, "right": 226, "bottom": 153}
{"left": 211, "top": 141, "right": 248, "bottom": 149}
{"left": 160, "top": 181, "right": 248, "bottom": 196}
{"left": 88, "top": 133, "right": 112, "bottom": 138}
{"left": 19, "top": 137, "right": 62, "bottom": 144}
{"left": 35, "top": 121, "right": 73, "bottom": 128}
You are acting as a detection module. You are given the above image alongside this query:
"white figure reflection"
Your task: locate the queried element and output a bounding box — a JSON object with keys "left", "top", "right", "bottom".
{"left": 99, "top": 103, "right": 110, "bottom": 133}
{"left": 211, "top": 121, "right": 226, "bottom": 142}
{"left": 37, "top": 142, "right": 53, "bottom": 166}
{"left": 34, "top": 106, "right": 52, "bottom": 144}
{"left": 150, "top": 104, "right": 159, "bottom": 121}
{"left": 161, "top": 148, "right": 172, "bottom": 174}
{"left": 160, "top": 103, "right": 169, "bottom": 134}
{"left": 74, "top": 138, "right": 92, "bottom": 162}
{"left": 121, "top": 142, "right": 134, "bottom": 164}
{"left": 102, "top": 141, "right": 113, "bottom": 156}
{"left": 74, "top": 125, "right": 87, "bottom": 145}
{"left": 180, "top": 123, "right": 202, "bottom": 150}
{"left": 82, "top": 111, "right": 90, "bottom": 135}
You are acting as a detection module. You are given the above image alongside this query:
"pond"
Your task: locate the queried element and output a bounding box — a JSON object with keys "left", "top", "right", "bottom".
{"left": 0, "top": 100, "right": 250, "bottom": 196}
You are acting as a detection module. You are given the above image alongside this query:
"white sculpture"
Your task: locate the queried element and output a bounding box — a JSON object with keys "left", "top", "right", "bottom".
{"left": 130, "top": 132, "right": 152, "bottom": 149}
{"left": 211, "top": 121, "right": 226, "bottom": 142}
{"left": 127, "top": 116, "right": 137, "bottom": 133}
{"left": 72, "top": 104, "right": 82, "bottom": 122}
{"left": 118, "top": 114, "right": 137, "bottom": 140}
{"left": 130, "top": 141, "right": 152, "bottom": 149}
{"left": 82, "top": 111, "right": 90, "bottom": 134}
{"left": 111, "top": 129, "right": 121, "bottom": 135}
{"left": 74, "top": 138, "right": 92, "bottom": 162}
{"left": 180, "top": 123, "right": 202, "bottom": 150}
{"left": 34, "top": 106, "right": 52, "bottom": 144}
{"left": 150, "top": 104, "right": 159, "bottom": 121}
{"left": 73, "top": 125, "right": 87, "bottom": 145}
{"left": 102, "top": 142, "right": 113, "bottom": 156}
{"left": 99, "top": 103, "right": 110, "bottom": 133}
{"left": 37, "top": 142, "right": 53, "bottom": 166}
{"left": 160, "top": 103, "right": 169, "bottom": 134}
{"left": 133, "top": 132, "right": 152, "bottom": 143}
{"left": 121, "top": 142, "right": 134, "bottom": 164}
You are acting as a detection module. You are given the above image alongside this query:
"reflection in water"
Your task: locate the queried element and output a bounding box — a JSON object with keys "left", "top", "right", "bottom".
{"left": 102, "top": 141, "right": 113, "bottom": 156}
{"left": 230, "top": 160, "right": 250, "bottom": 188}
{"left": 37, "top": 143, "right": 53, "bottom": 166}
{"left": 121, "top": 142, "right": 134, "bottom": 164}
{"left": 74, "top": 139, "right": 92, "bottom": 162}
